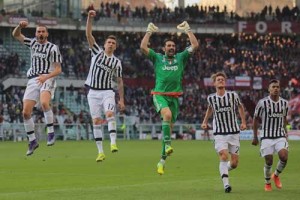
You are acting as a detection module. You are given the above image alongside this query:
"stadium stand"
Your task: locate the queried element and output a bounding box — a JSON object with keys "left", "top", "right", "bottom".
{"left": 0, "top": 2, "right": 300, "bottom": 141}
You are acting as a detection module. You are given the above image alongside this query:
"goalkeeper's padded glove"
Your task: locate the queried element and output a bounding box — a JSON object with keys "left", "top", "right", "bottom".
{"left": 177, "top": 21, "right": 191, "bottom": 33}
{"left": 146, "top": 23, "right": 158, "bottom": 35}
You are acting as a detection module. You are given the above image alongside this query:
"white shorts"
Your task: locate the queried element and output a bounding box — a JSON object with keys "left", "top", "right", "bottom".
{"left": 23, "top": 77, "right": 56, "bottom": 104}
{"left": 214, "top": 134, "right": 240, "bottom": 155}
{"left": 260, "top": 137, "right": 289, "bottom": 157}
{"left": 87, "top": 89, "right": 115, "bottom": 119}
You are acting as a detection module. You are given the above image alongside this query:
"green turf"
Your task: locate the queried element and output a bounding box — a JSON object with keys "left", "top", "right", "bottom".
{"left": 0, "top": 140, "right": 299, "bottom": 200}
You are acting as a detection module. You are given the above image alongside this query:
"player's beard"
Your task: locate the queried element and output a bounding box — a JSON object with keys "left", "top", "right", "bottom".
{"left": 166, "top": 49, "right": 175, "bottom": 58}
{"left": 38, "top": 35, "right": 47, "bottom": 43}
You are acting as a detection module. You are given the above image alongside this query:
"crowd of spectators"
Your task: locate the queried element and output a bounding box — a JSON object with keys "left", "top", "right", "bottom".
{"left": 0, "top": 53, "right": 21, "bottom": 79}
{"left": 0, "top": 23, "right": 300, "bottom": 130}
{"left": 1, "top": 2, "right": 300, "bottom": 25}
{"left": 48, "top": 31, "right": 300, "bottom": 82}
{"left": 0, "top": 86, "right": 91, "bottom": 127}
{"left": 82, "top": 3, "right": 300, "bottom": 24}
{"left": 4, "top": 31, "right": 300, "bottom": 82}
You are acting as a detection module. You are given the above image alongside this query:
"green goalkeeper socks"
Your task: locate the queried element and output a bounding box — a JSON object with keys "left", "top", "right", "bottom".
{"left": 161, "top": 121, "right": 171, "bottom": 156}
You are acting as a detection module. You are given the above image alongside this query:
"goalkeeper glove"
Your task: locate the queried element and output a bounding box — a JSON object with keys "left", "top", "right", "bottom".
{"left": 177, "top": 21, "right": 191, "bottom": 33}
{"left": 146, "top": 23, "right": 158, "bottom": 35}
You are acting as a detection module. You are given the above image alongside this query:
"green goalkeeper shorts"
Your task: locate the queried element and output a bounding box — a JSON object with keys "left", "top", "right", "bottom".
{"left": 153, "top": 94, "right": 179, "bottom": 123}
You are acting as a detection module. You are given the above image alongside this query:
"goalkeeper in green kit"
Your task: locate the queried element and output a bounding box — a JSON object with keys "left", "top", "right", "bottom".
{"left": 140, "top": 21, "right": 199, "bottom": 175}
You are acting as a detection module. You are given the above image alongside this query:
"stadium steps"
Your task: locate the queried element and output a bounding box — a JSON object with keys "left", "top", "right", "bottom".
{"left": 0, "top": 44, "right": 10, "bottom": 57}
{"left": 3, "top": 38, "right": 30, "bottom": 73}
{"left": 62, "top": 91, "right": 89, "bottom": 115}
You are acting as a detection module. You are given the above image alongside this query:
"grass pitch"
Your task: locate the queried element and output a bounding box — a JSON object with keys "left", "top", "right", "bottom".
{"left": 0, "top": 140, "right": 299, "bottom": 200}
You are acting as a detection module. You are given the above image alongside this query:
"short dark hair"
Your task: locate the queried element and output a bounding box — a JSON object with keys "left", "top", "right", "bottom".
{"left": 36, "top": 25, "right": 48, "bottom": 32}
{"left": 107, "top": 35, "right": 117, "bottom": 40}
{"left": 163, "top": 38, "right": 175, "bottom": 46}
{"left": 268, "top": 79, "right": 279, "bottom": 86}
{"left": 105, "top": 35, "right": 117, "bottom": 44}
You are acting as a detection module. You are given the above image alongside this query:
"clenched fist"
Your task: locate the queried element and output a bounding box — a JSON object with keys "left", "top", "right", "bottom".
{"left": 177, "top": 21, "right": 191, "bottom": 33}
{"left": 88, "top": 10, "right": 96, "bottom": 17}
{"left": 19, "top": 21, "right": 28, "bottom": 28}
{"left": 146, "top": 23, "right": 158, "bottom": 35}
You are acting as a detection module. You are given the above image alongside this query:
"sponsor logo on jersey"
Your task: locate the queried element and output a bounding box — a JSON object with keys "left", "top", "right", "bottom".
{"left": 96, "top": 63, "right": 113, "bottom": 72}
{"left": 32, "top": 52, "right": 46, "bottom": 58}
{"left": 162, "top": 65, "right": 178, "bottom": 71}
{"left": 268, "top": 112, "right": 284, "bottom": 118}
{"left": 215, "top": 106, "right": 232, "bottom": 112}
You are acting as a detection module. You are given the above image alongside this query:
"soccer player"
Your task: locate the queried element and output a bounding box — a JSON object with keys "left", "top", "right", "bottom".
{"left": 140, "top": 21, "right": 199, "bottom": 175}
{"left": 12, "top": 21, "right": 62, "bottom": 156}
{"left": 201, "top": 72, "right": 246, "bottom": 193}
{"left": 252, "top": 79, "right": 289, "bottom": 192}
{"left": 85, "top": 10, "right": 125, "bottom": 162}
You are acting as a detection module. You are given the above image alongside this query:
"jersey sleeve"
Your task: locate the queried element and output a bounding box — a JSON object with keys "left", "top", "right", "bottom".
{"left": 23, "top": 37, "right": 33, "bottom": 48}
{"left": 178, "top": 49, "right": 190, "bottom": 67}
{"left": 147, "top": 48, "right": 157, "bottom": 63}
{"left": 254, "top": 100, "right": 263, "bottom": 118}
{"left": 186, "top": 45, "right": 194, "bottom": 54}
{"left": 283, "top": 99, "right": 289, "bottom": 117}
{"left": 233, "top": 91, "right": 242, "bottom": 106}
{"left": 50, "top": 45, "right": 62, "bottom": 63}
{"left": 90, "top": 42, "right": 103, "bottom": 57}
{"left": 115, "top": 60, "right": 123, "bottom": 78}
{"left": 207, "top": 96, "right": 213, "bottom": 107}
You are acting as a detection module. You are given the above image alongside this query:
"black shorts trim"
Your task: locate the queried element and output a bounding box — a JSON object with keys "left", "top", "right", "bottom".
{"left": 213, "top": 131, "right": 240, "bottom": 136}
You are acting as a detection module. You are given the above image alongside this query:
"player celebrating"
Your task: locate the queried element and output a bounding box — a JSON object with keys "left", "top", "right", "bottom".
{"left": 140, "top": 21, "right": 199, "bottom": 175}
{"left": 201, "top": 72, "right": 246, "bottom": 193}
{"left": 85, "top": 10, "right": 125, "bottom": 162}
{"left": 252, "top": 79, "right": 289, "bottom": 192}
{"left": 12, "top": 21, "right": 62, "bottom": 155}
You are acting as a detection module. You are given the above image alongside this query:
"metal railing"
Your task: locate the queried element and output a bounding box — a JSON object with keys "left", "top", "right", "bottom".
{"left": 0, "top": 122, "right": 198, "bottom": 142}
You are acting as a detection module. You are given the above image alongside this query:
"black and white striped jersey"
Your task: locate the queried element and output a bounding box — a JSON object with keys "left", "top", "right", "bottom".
{"left": 85, "top": 43, "right": 122, "bottom": 90}
{"left": 24, "top": 37, "right": 62, "bottom": 78}
{"left": 207, "top": 91, "right": 242, "bottom": 135}
{"left": 254, "top": 96, "right": 288, "bottom": 139}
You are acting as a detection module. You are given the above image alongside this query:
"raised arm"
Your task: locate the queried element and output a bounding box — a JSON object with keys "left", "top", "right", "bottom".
{"left": 86, "top": 10, "right": 96, "bottom": 48}
{"left": 140, "top": 23, "right": 158, "bottom": 55}
{"left": 177, "top": 21, "right": 199, "bottom": 51}
{"left": 140, "top": 32, "right": 151, "bottom": 56}
{"left": 187, "top": 31, "right": 199, "bottom": 51}
{"left": 12, "top": 21, "right": 28, "bottom": 43}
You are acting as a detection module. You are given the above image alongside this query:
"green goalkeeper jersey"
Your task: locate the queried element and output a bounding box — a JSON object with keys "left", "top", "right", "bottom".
{"left": 148, "top": 48, "right": 190, "bottom": 95}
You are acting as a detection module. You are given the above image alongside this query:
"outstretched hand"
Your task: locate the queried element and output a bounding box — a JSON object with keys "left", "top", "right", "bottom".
{"left": 146, "top": 23, "right": 158, "bottom": 35}
{"left": 177, "top": 21, "right": 191, "bottom": 33}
